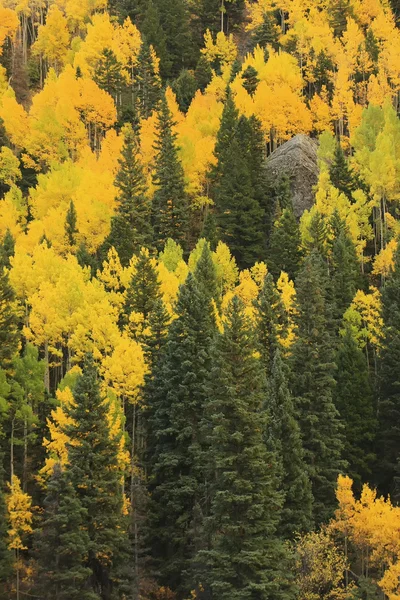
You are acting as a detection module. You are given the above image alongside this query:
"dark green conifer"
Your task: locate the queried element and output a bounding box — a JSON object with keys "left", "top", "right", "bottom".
{"left": 64, "top": 200, "right": 78, "bottom": 248}
{"left": 104, "top": 124, "right": 153, "bottom": 266}
{"left": 140, "top": 1, "right": 169, "bottom": 75}
{"left": 155, "top": 0, "right": 195, "bottom": 80}
{"left": 147, "top": 272, "right": 216, "bottom": 595}
{"left": 34, "top": 463, "right": 95, "bottom": 600}
{"left": 171, "top": 69, "right": 198, "bottom": 113}
{"left": 241, "top": 65, "right": 259, "bottom": 96}
{"left": 267, "top": 349, "right": 313, "bottom": 538}
{"left": 94, "top": 48, "right": 125, "bottom": 100}
{"left": 336, "top": 327, "right": 376, "bottom": 488}
{"left": 202, "top": 297, "right": 295, "bottom": 600}
{"left": 252, "top": 10, "right": 279, "bottom": 50}
{"left": 66, "top": 355, "right": 132, "bottom": 599}
{"left": 329, "top": 144, "right": 356, "bottom": 199}
{"left": 123, "top": 248, "right": 161, "bottom": 327}
{"left": 378, "top": 245, "right": 400, "bottom": 495}
{"left": 136, "top": 42, "right": 162, "bottom": 119}
{"left": 291, "top": 252, "right": 344, "bottom": 524}
{"left": 0, "top": 229, "right": 15, "bottom": 268}
{"left": 267, "top": 205, "right": 303, "bottom": 281}
{"left": 152, "top": 94, "right": 189, "bottom": 251}
{"left": 254, "top": 273, "right": 284, "bottom": 377}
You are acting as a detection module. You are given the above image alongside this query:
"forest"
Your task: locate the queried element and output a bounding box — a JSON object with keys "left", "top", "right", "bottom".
{"left": 1, "top": 0, "right": 400, "bottom": 598}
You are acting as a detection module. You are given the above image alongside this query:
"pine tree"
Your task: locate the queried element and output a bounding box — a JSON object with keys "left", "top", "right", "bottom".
{"left": 140, "top": 0, "right": 169, "bottom": 76}
{"left": 329, "top": 144, "right": 355, "bottom": 199}
{"left": 64, "top": 200, "right": 78, "bottom": 248}
{"left": 155, "top": 0, "right": 195, "bottom": 80}
{"left": 136, "top": 42, "right": 162, "bottom": 119}
{"left": 0, "top": 265, "right": 19, "bottom": 372}
{"left": 152, "top": 94, "right": 189, "bottom": 251}
{"left": 252, "top": 10, "right": 279, "bottom": 50}
{"left": 336, "top": 327, "right": 376, "bottom": 488}
{"left": 201, "top": 297, "right": 295, "bottom": 600}
{"left": 241, "top": 65, "right": 259, "bottom": 96}
{"left": 94, "top": 48, "right": 125, "bottom": 101}
{"left": 0, "top": 229, "right": 15, "bottom": 269}
{"left": 65, "top": 355, "right": 132, "bottom": 599}
{"left": 104, "top": 124, "right": 153, "bottom": 266}
{"left": 254, "top": 273, "right": 284, "bottom": 377}
{"left": 329, "top": 213, "right": 361, "bottom": 324}
{"left": 123, "top": 248, "right": 161, "bottom": 327}
{"left": 34, "top": 463, "right": 95, "bottom": 600}
{"left": 290, "top": 251, "right": 344, "bottom": 524}
{"left": 267, "top": 349, "right": 313, "bottom": 538}
{"left": 147, "top": 272, "right": 216, "bottom": 595}
{"left": 212, "top": 94, "right": 265, "bottom": 268}
{"left": 378, "top": 246, "right": 400, "bottom": 495}
{"left": 193, "top": 241, "right": 220, "bottom": 309}
{"left": 267, "top": 205, "right": 303, "bottom": 281}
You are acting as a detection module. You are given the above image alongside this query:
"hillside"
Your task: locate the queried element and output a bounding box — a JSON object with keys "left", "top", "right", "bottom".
{"left": 1, "top": 0, "right": 400, "bottom": 599}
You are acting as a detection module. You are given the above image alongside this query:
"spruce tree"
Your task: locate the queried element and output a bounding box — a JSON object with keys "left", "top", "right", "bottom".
{"left": 155, "top": 0, "right": 195, "bottom": 80}
{"left": 378, "top": 246, "right": 400, "bottom": 495}
{"left": 241, "top": 65, "right": 259, "bottom": 96}
{"left": 212, "top": 95, "right": 265, "bottom": 268}
{"left": 136, "top": 42, "right": 162, "bottom": 119}
{"left": 267, "top": 349, "right": 313, "bottom": 538}
{"left": 0, "top": 229, "right": 15, "bottom": 268}
{"left": 290, "top": 251, "right": 344, "bottom": 524}
{"left": 94, "top": 48, "right": 125, "bottom": 100}
{"left": 64, "top": 200, "right": 78, "bottom": 248}
{"left": 202, "top": 297, "right": 294, "bottom": 600}
{"left": 66, "top": 355, "right": 132, "bottom": 599}
{"left": 147, "top": 271, "right": 216, "bottom": 595}
{"left": 0, "top": 265, "right": 19, "bottom": 372}
{"left": 329, "top": 144, "right": 355, "bottom": 199}
{"left": 252, "top": 10, "right": 279, "bottom": 50}
{"left": 34, "top": 463, "right": 95, "bottom": 600}
{"left": 254, "top": 273, "right": 284, "bottom": 377}
{"left": 336, "top": 327, "right": 376, "bottom": 488}
{"left": 267, "top": 205, "right": 303, "bottom": 281}
{"left": 152, "top": 94, "right": 189, "bottom": 251}
{"left": 123, "top": 248, "right": 161, "bottom": 327}
{"left": 104, "top": 124, "right": 153, "bottom": 266}
{"left": 140, "top": 0, "right": 168, "bottom": 75}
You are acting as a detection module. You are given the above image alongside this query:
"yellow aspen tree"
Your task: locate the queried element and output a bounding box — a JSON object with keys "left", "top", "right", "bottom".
{"left": 7, "top": 475, "right": 33, "bottom": 600}
{"left": 32, "top": 6, "right": 70, "bottom": 75}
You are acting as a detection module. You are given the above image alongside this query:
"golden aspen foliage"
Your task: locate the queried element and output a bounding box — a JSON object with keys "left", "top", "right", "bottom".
{"left": 32, "top": 6, "right": 70, "bottom": 72}
{"left": 7, "top": 475, "right": 33, "bottom": 551}
{"left": 201, "top": 30, "right": 238, "bottom": 67}
{"left": 0, "top": 6, "right": 18, "bottom": 53}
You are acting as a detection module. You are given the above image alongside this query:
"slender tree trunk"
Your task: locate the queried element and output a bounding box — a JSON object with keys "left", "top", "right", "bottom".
{"left": 23, "top": 415, "right": 28, "bottom": 491}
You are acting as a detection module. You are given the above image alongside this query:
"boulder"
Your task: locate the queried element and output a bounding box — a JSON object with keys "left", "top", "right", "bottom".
{"left": 264, "top": 134, "right": 319, "bottom": 218}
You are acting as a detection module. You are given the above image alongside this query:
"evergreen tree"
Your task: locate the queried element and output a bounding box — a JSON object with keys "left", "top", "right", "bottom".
{"left": 336, "top": 327, "right": 376, "bottom": 488}
{"left": 0, "top": 265, "right": 19, "bottom": 372}
{"left": 329, "top": 213, "right": 361, "bottom": 324}
{"left": 254, "top": 273, "right": 284, "bottom": 377}
{"left": 378, "top": 246, "right": 400, "bottom": 495}
{"left": 104, "top": 124, "right": 153, "bottom": 266}
{"left": 64, "top": 200, "right": 78, "bottom": 248}
{"left": 147, "top": 272, "right": 216, "bottom": 595}
{"left": 66, "top": 355, "right": 132, "bottom": 599}
{"left": 140, "top": 0, "right": 169, "bottom": 75}
{"left": 123, "top": 248, "right": 161, "bottom": 327}
{"left": 241, "top": 65, "right": 259, "bottom": 96}
{"left": 34, "top": 463, "right": 95, "bottom": 600}
{"left": 0, "top": 229, "right": 15, "bottom": 268}
{"left": 193, "top": 241, "right": 220, "bottom": 309}
{"left": 155, "top": 0, "right": 195, "bottom": 80}
{"left": 329, "top": 144, "right": 355, "bottom": 199}
{"left": 267, "top": 205, "right": 303, "bottom": 281}
{"left": 212, "top": 94, "right": 265, "bottom": 268}
{"left": 152, "top": 94, "right": 189, "bottom": 251}
{"left": 267, "top": 349, "right": 313, "bottom": 538}
{"left": 291, "top": 252, "right": 344, "bottom": 524}
{"left": 171, "top": 69, "right": 198, "bottom": 113}
{"left": 252, "top": 10, "right": 279, "bottom": 50}
{"left": 136, "top": 42, "right": 162, "bottom": 119}
{"left": 94, "top": 48, "right": 125, "bottom": 101}
{"left": 201, "top": 297, "right": 294, "bottom": 600}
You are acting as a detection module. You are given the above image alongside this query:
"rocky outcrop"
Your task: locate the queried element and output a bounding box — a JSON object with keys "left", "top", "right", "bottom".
{"left": 265, "top": 134, "right": 319, "bottom": 218}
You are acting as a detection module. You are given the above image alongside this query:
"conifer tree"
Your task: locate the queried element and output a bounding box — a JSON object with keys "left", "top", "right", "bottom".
{"left": 193, "top": 241, "right": 221, "bottom": 308}
{"left": 104, "top": 124, "right": 153, "bottom": 266}
{"left": 329, "top": 144, "right": 355, "bottom": 199}
{"left": 152, "top": 94, "right": 189, "bottom": 251}
{"left": 140, "top": 1, "right": 168, "bottom": 75}
{"left": 202, "top": 297, "right": 294, "bottom": 600}
{"left": 252, "top": 10, "right": 279, "bottom": 50}
{"left": 267, "top": 205, "right": 303, "bottom": 281}
{"left": 123, "top": 248, "right": 161, "bottom": 327}
{"left": 136, "top": 42, "right": 162, "bottom": 119}
{"left": 147, "top": 271, "right": 216, "bottom": 595}
{"left": 241, "top": 66, "right": 259, "bottom": 96}
{"left": 254, "top": 273, "right": 284, "bottom": 377}
{"left": 64, "top": 200, "right": 78, "bottom": 248}
{"left": 378, "top": 246, "right": 400, "bottom": 495}
{"left": 336, "top": 327, "right": 376, "bottom": 488}
{"left": 290, "top": 251, "right": 344, "bottom": 524}
{"left": 212, "top": 94, "right": 265, "bottom": 268}
{"left": 155, "top": 0, "right": 195, "bottom": 79}
{"left": 267, "top": 349, "right": 313, "bottom": 538}
{"left": 34, "top": 463, "right": 94, "bottom": 600}
{"left": 66, "top": 355, "right": 132, "bottom": 599}
{"left": 0, "top": 265, "right": 19, "bottom": 372}
{"left": 94, "top": 48, "right": 125, "bottom": 101}
{"left": 0, "top": 229, "right": 15, "bottom": 268}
